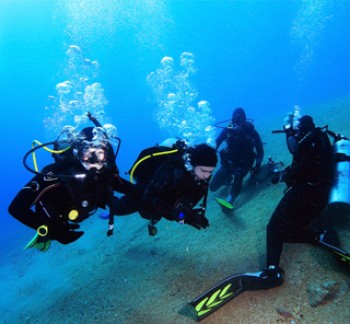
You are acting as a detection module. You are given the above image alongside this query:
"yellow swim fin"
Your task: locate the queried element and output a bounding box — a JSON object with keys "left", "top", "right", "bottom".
{"left": 215, "top": 198, "right": 234, "bottom": 210}
{"left": 24, "top": 233, "right": 51, "bottom": 252}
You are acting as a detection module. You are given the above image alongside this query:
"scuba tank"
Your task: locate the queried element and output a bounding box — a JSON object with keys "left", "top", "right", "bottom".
{"left": 128, "top": 138, "right": 187, "bottom": 184}
{"left": 329, "top": 139, "right": 350, "bottom": 206}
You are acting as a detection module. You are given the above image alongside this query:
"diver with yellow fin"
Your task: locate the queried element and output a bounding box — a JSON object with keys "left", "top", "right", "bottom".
{"left": 8, "top": 112, "right": 133, "bottom": 251}
{"left": 189, "top": 112, "right": 350, "bottom": 321}
{"left": 210, "top": 107, "right": 264, "bottom": 209}
{"left": 190, "top": 267, "right": 284, "bottom": 321}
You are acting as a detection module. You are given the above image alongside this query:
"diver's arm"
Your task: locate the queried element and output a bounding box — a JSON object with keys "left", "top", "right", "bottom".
{"left": 298, "top": 129, "right": 318, "bottom": 150}
{"left": 111, "top": 173, "right": 138, "bottom": 196}
{"left": 287, "top": 135, "right": 299, "bottom": 155}
{"left": 215, "top": 129, "right": 227, "bottom": 150}
{"left": 177, "top": 185, "right": 209, "bottom": 229}
{"left": 288, "top": 130, "right": 318, "bottom": 158}
{"left": 168, "top": 175, "right": 208, "bottom": 222}
{"left": 8, "top": 175, "right": 55, "bottom": 230}
{"left": 253, "top": 130, "right": 264, "bottom": 165}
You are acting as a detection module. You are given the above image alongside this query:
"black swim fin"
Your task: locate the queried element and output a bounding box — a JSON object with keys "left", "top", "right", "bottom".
{"left": 190, "top": 269, "right": 284, "bottom": 321}
{"left": 318, "top": 230, "right": 350, "bottom": 267}
{"left": 318, "top": 240, "right": 350, "bottom": 266}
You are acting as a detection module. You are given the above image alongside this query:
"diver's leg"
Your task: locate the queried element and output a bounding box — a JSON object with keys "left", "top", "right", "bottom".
{"left": 281, "top": 185, "right": 330, "bottom": 244}
{"left": 228, "top": 166, "right": 249, "bottom": 204}
{"left": 266, "top": 208, "right": 285, "bottom": 268}
{"left": 266, "top": 184, "right": 328, "bottom": 267}
{"left": 266, "top": 187, "right": 299, "bottom": 268}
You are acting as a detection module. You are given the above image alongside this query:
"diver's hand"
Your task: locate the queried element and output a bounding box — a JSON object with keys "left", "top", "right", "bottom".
{"left": 172, "top": 199, "right": 192, "bottom": 222}
{"left": 46, "top": 222, "right": 84, "bottom": 245}
{"left": 184, "top": 209, "right": 209, "bottom": 230}
{"left": 283, "top": 123, "right": 295, "bottom": 137}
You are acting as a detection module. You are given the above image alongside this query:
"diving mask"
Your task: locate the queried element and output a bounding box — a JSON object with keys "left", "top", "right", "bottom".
{"left": 80, "top": 145, "right": 107, "bottom": 171}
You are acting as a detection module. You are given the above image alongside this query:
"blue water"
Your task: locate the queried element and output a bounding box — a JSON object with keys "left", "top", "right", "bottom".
{"left": 1, "top": 0, "right": 350, "bottom": 319}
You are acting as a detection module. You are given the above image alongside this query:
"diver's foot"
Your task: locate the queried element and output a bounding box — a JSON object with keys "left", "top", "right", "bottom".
{"left": 259, "top": 265, "right": 285, "bottom": 288}
{"left": 242, "top": 266, "right": 284, "bottom": 290}
{"left": 224, "top": 194, "right": 235, "bottom": 208}
{"left": 225, "top": 194, "right": 234, "bottom": 205}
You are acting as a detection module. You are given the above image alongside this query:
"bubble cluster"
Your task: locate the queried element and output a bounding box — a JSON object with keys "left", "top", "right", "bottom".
{"left": 290, "top": 0, "right": 334, "bottom": 77}
{"left": 147, "top": 52, "right": 215, "bottom": 146}
{"left": 44, "top": 45, "right": 116, "bottom": 141}
{"left": 56, "top": 0, "right": 170, "bottom": 51}
{"left": 291, "top": 104, "right": 301, "bottom": 128}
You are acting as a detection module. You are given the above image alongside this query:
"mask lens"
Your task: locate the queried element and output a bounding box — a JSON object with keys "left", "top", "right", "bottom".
{"left": 94, "top": 148, "right": 106, "bottom": 162}
{"left": 81, "top": 147, "right": 106, "bottom": 163}
{"left": 82, "top": 147, "right": 94, "bottom": 161}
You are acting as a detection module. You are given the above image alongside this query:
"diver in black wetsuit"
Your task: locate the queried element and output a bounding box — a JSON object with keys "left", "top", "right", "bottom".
{"left": 191, "top": 115, "right": 350, "bottom": 320}
{"left": 263, "top": 114, "right": 335, "bottom": 281}
{"left": 8, "top": 125, "right": 134, "bottom": 251}
{"left": 111, "top": 143, "right": 218, "bottom": 234}
{"left": 209, "top": 107, "right": 264, "bottom": 206}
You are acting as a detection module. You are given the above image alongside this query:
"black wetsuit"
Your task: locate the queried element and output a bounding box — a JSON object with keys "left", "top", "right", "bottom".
{"left": 266, "top": 128, "right": 333, "bottom": 267}
{"left": 210, "top": 121, "right": 264, "bottom": 201}
{"left": 8, "top": 161, "right": 133, "bottom": 244}
{"left": 112, "top": 159, "right": 210, "bottom": 226}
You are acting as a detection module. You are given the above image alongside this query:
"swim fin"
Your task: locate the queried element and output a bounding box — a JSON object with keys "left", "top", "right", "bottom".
{"left": 190, "top": 269, "right": 284, "bottom": 321}
{"left": 24, "top": 233, "right": 51, "bottom": 252}
{"left": 318, "top": 240, "right": 350, "bottom": 266}
{"left": 215, "top": 198, "right": 234, "bottom": 210}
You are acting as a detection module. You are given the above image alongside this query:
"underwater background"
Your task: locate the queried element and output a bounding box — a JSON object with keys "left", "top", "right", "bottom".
{"left": 1, "top": 1, "right": 350, "bottom": 323}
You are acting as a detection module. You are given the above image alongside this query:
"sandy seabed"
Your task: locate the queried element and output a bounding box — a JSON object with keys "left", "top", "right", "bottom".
{"left": 1, "top": 97, "right": 350, "bottom": 324}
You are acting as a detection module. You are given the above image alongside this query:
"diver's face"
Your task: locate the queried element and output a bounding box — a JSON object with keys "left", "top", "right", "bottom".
{"left": 81, "top": 147, "right": 106, "bottom": 171}
{"left": 193, "top": 166, "right": 215, "bottom": 181}
{"left": 232, "top": 114, "right": 244, "bottom": 126}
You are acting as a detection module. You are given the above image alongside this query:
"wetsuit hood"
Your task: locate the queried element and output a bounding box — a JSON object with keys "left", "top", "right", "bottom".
{"left": 232, "top": 108, "right": 246, "bottom": 125}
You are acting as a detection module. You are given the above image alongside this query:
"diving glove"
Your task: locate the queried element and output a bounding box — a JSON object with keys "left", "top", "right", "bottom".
{"left": 185, "top": 208, "right": 209, "bottom": 230}
{"left": 49, "top": 222, "right": 84, "bottom": 245}
{"left": 41, "top": 222, "right": 84, "bottom": 245}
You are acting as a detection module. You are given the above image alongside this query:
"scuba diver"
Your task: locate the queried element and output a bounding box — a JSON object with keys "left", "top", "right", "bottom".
{"left": 210, "top": 107, "right": 264, "bottom": 209}
{"left": 8, "top": 113, "right": 134, "bottom": 251}
{"left": 190, "top": 114, "right": 350, "bottom": 321}
{"left": 263, "top": 114, "right": 335, "bottom": 281}
{"left": 197, "top": 114, "right": 339, "bottom": 297}
{"left": 110, "top": 141, "right": 218, "bottom": 236}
